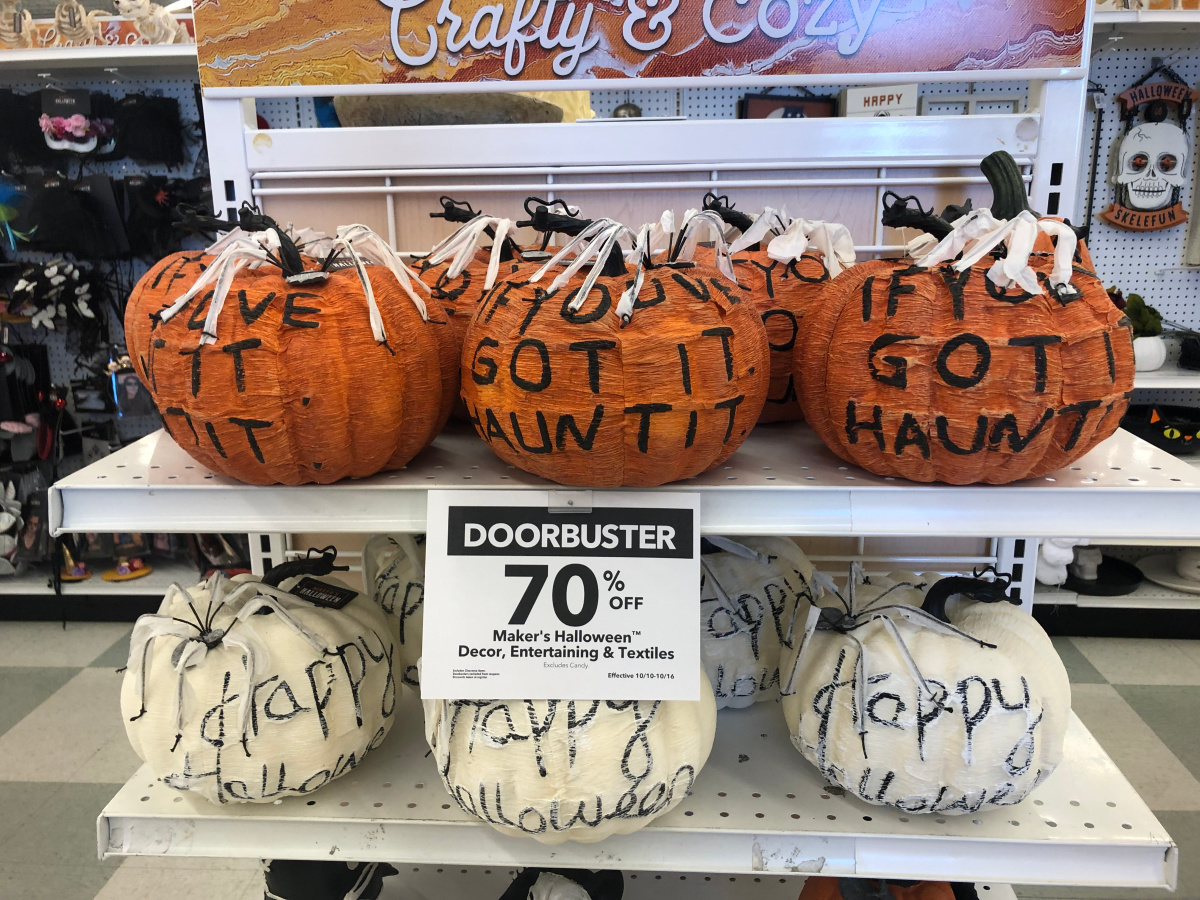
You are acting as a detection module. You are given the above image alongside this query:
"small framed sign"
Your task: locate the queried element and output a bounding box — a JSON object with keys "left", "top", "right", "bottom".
{"left": 422, "top": 489, "right": 701, "bottom": 701}
{"left": 738, "top": 93, "right": 836, "bottom": 120}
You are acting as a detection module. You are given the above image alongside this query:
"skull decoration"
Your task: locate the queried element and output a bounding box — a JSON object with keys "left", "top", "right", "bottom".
{"left": 1115, "top": 122, "right": 1189, "bottom": 212}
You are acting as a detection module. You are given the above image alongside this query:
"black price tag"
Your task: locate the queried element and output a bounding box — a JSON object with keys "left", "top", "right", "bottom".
{"left": 41, "top": 89, "right": 92, "bottom": 117}
{"left": 290, "top": 577, "right": 357, "bottom": 609}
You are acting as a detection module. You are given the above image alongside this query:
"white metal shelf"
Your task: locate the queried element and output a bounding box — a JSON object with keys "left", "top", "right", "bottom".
{"left": 243, "top": 115, "right": 1041, "bottom": 173}
{"left": 1133, "top": 363, "right": 1200, "bottom": 390}
{"left": 0, "top": 560, "right": 198, "bottom": 597}
{"left": 0, "top": 42, "right": 198, "bottom": 75}
{"left": 98, "top": 695, "right": 1176, "bottom": 889}
{"left": 50, "top": 423, "right": 1200, "bottom": 540}
{"left": 376, "top": 864, "right": 1018, "bottom": 900}
{"left": 1036, "top": 579, "right": 1200, "bottom": 609}
{"left": 1094, "top": 9, "right": 1200, "bottom": 30}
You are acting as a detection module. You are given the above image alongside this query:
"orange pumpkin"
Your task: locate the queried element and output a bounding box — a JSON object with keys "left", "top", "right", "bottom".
{"left": 798, "top": 877, "right": 956, "bottom": 900}
{"left": 699, "top": 195, "right": 857, "bottom": 423}
{"left": 796, "top": 153, "right": 1134, "bottom": 485}
{"left": 125, "top": 226, "right": 454, "bottom": 485}
{"left": 460, "top": 215, "right": 770, "bottom": 487}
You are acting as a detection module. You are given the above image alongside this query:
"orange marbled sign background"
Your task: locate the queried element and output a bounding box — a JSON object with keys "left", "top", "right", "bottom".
{"left": 192, "top": 0, "right": 1087, "bottom": 91}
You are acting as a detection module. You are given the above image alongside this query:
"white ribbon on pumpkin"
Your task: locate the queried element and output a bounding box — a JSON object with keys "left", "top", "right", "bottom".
{"left": 952, "top": 210, "right": 1078, "bottom": 296}
{"left": 645, "top": 209, "right": 676, "bottom": 260}
{"left": 425, "top": 215, "right": 519, "bottom": 293}
{"left": 158, "top": 238, "right": 273, "bottom": 344}
{"left": 727, "top": 206, "right": 791, "bottom": 255}
{"left": 911, "top": 208, "right": 1007, "bottom": 270}
{"left": 334, "top": 223, "right": 432, "bottom": 326}
{"left": 767, "top": 218, "right": 858, "bottom": 279}
{"left": 672, "top": 209, "right": 738, "bottom": 283}
{"left": 615, "top": 225, "right": 651, "bottom": 327}
{"left": 912, "top": 208, "right": 1079, "bottom": 297}
{"left": 159, "top": 226, "right": 410, "bottom": 346}
{"left": 529, "top": 218, "right": 638, "bottom": 312}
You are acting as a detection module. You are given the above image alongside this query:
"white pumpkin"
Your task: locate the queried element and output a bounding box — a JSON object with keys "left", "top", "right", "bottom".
{"left": 363, "top": 533, "right": 425, "bottom": 688}
{"left": 699, "top": 536, "right": 820, "bottom": 709}
{"left": 122, "top": 564, "right": 399, "bottom": 804}
{"left": 781, "top": 566, "right": 1070, "bottom": 815}
{"left": 423, "top": 672, "right": 717, "bottom": 844}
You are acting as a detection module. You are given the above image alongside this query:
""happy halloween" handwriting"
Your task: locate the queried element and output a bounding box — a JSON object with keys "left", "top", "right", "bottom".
{"left": 798, "top": 647, "right": 1047, "bottom": 814}
{"left": 433, "top": 697, "right": 696, "bottom": 836}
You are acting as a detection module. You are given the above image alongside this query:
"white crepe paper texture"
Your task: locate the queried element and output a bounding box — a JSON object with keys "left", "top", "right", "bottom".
{"left": 363, "top": 533, "right": 425, "bottom": 688}
{"left": 530, "top": 872, "right": 593, "bottom": 900}
{"left": 700, "top": 536, "right": 822, "bottom": 709}
{"left": 422, "top": 664, "right": 718, "bottom": 844}
{"left": 121, "top": 572, "right": 400, "bottom": 804}
{"left": 780, "top": 567, "right": 1070, "bottom": 815}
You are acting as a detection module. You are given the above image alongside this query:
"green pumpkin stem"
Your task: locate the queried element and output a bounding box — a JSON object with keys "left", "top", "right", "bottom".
{"left": 981, "top": 151, "right": 1042, "bottom": 220}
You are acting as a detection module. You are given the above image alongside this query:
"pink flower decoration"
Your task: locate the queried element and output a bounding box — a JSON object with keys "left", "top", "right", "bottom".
{"left": 65, "top": 114, "right": 89, "bottom": 137}
{"left": 38, "top": 114, "right": 53, "bottom": 135}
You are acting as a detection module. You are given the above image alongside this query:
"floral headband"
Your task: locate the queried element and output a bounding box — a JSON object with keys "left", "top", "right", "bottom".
{"left": 37, "top": 114, "right": 116, "bottom": 154}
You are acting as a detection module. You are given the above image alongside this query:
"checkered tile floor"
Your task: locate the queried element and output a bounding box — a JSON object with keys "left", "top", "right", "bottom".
{"left": 0, "top": 624, "right": 1196, "bottom": 900}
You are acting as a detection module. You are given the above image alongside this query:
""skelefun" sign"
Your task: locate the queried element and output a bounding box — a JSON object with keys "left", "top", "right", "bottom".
{"left": 191, "top": 0, "right": 1088, "bottom": 93}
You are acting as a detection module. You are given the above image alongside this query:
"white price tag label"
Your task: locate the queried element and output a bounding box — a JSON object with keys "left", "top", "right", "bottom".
{"left": 422, "top": 490, "right": 700, "bottom": 700}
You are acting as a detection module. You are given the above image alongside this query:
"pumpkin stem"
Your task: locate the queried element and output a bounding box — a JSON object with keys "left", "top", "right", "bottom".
{"left": 261, "top": 545, "right": 348, "bottom": 588}
{"left": 264, "top": 227, "right": 308, "bottom": 279}
{"left": 518, "top": 197, "right": 592, "bottom": 252}
{"left": 600, "top": 241, "right": 627, "bottom": 277}
{"left": 428, "top": 196, "right": 519, "bottom": 262}
{"left": 981, "top": 151, "right": 1042, "bottom": 220}
{"left": 429, "top": 195, "right": 480, "bottom": 224}
{"left": 702, "top": 191, "right": 755, "bottom": 235}
{"left": 880, "top": 191, "right": 954, "bottom": 239}
{"left": 920, "top": 569, "right": 1017, "bottom": 623}
{"left": 236, "top": 201, "right": 280, "bottom": 233}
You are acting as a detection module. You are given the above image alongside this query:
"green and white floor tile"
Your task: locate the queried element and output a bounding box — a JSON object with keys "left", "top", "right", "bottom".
{"left": 0, "top": 624, "right": 1196, "bottom": 899}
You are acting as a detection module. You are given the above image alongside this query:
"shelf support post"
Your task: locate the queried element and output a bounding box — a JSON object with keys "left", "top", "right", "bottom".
{"left": 1026, "top": 77, "right": 1089, "bottom": 222}
{"left": 997, "top": 536, "right": 1041, "bottom": 611}
{"left": 249, "top": 533, "right": 290, "bottom": 577}
{"left": 201, "top": 95, "right": 257, "bottom": 225}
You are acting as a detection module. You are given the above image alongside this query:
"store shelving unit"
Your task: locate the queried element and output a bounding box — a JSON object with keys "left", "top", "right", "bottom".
{"left": 48, "top": 424, "right": 1200, "bottom": 541}
{"left": 0, "top": 558, "right": 197, "bottom": 597}
{"left": 48, "top": 423, "right": 1189, "bottom": 887}
{"left": 1133, "top": 363, "right": 1200, "bottom": 390}
{"left": 1093, "top": 8, "right": 1200, "bottom": 30}
{"left": 47, "top": 2, "right": 1190, "bottom": 892}
{"left": 0, "top": 43, "right": 197, "bottom": 73}
{"left": 97, "top": 694, "right": 1176, "bottom": 889}
{"left": 1036, "top": 579, "right": 1200, "bottom": 609}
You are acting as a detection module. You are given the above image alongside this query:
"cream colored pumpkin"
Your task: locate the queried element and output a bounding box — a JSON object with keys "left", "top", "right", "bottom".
{"left": 780, "top": 567, "right": 1070, "bottom": 815}
{"left": 700, "top": 536, "right": 821, "bottom": 709}
{"left": 363, "top": 533, "right": 425, "bottom": 688}
{"left": 422, "top": 672, "right": 717, "bottom": 844}
{"left": 121, "top": 570, "right": 399, "bottom": 804}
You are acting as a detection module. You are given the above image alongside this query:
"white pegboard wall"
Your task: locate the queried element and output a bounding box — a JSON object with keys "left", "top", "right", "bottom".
{"left": 259, "top": 82, "right": 1032, "bottom": 128}
{"left": 598, "top": 81, "right": 1029, "bottom": 120}
{"left": 1079, "top": 40, "right": 1200, "bottom": 332}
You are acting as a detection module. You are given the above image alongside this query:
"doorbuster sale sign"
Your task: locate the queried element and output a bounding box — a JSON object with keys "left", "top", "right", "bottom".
{"left": 422, "top": 489, "right": 700, "bottom": 701}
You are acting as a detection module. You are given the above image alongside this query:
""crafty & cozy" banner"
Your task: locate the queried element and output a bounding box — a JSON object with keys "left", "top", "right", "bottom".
{"left": 191, "top": 0, "right": 1088, "bottom": 92}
